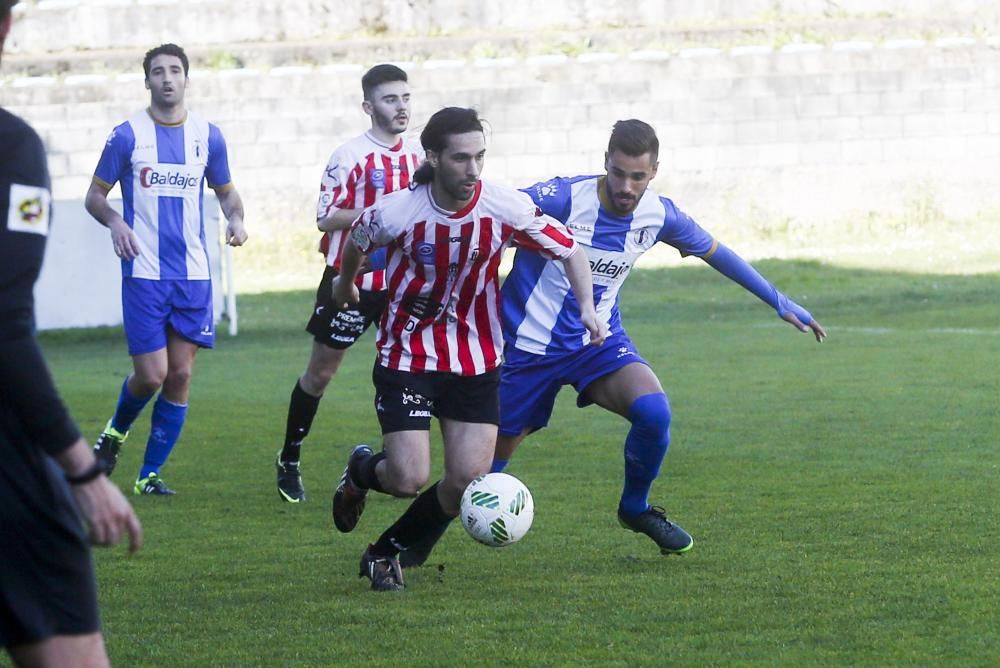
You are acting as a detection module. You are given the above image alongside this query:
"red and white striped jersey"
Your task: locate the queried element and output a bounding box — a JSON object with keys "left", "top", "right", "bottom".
{"left": 348, "top": 179, "right": 579, "bottom": 375}
{"left": 316, "top": 131, "right": 423, "bottom": 290}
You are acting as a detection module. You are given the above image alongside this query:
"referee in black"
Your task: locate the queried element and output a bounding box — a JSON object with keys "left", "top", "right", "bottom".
{"left": 1, "top": 2, "right": 143, "bottom": 666}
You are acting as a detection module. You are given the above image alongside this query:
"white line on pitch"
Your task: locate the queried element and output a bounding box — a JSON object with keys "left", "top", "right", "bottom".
{"left": 752, "top": 324, "right": 1000, "bottom": 336}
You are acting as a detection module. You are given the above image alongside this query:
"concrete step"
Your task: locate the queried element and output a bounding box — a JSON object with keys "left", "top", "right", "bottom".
{"left": 4, "top": 13, "right": 996, "bottom": 78}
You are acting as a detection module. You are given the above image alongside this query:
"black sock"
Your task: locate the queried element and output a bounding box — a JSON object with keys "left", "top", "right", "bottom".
{"left": 371, "top": 482, "right": 453, "bottom": 556}
{"left": 280, "top": 380, "right": 321, "bottom": 462}
{"left": 351, "top": 451, "right": 386, "bottom": 493}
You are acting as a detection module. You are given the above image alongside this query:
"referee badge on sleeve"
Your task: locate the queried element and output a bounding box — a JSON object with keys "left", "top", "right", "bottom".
{"left": 6, "top": 184, "right": 51, "bottom": 236}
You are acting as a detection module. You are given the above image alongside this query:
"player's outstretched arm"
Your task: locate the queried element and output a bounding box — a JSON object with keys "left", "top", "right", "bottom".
{"left": 215, "top": 186, "right": 248, "bottom": 246}
{"left": 58, "top": 437, "right": 143, "bottom": 554}
{"left": 85, "top": 180, "right": 141, "bottom": 260}
{"left": 704, "top": 242, "right": 826, "bottom": 343}
{"left": 560, "top": 248, "right": 607, "bottom": 346}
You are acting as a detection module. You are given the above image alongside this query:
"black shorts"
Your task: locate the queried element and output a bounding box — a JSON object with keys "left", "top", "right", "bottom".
{"left": 372, "top": 363, "right": 501, "bottom": 434}
{"left": 305, "top": 265, "right": 387, "bottom": 350}
{"left": 0, "top": 461, "right": 100, "bottom": 648}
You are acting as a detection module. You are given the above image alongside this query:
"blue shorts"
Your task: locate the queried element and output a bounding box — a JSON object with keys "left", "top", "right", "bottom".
{"left": 498, "top": 331, "right": 650, "bottom": 437}
{"left": 122, "top": 278, "right": 214, "bottom": 355}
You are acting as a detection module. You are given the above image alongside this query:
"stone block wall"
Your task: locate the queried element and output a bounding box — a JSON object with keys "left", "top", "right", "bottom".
{"left": 8, "top": 0, "right": 997, "bottom": 54}
{"left": 3, "top": 1, "right": 999, "bottom": 270}
{"left": 5, "top": 38, "right": 998, "bottom": 242}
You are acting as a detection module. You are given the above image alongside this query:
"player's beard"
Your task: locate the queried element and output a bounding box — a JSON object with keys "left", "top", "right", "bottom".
{"left": 611, "top": 193, "right": 638, "bottom": 214}
{"left": 375, "top": 109, "right": 407, "bottom": 136}
{"left": 444, "top": 178, "right": 477, "bottom": 205}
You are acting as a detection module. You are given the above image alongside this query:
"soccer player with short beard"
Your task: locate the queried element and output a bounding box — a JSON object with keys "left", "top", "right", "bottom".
{"left": 85, "top": 43, "right": 248, "bottom": 496}
{"left": 330, "top": 107, "right": 605, "bottom": 591}
{"left": 274, "top": 64, "right": 423, "bottom": 503}
{"left": 401, "top": 119, "right": 826, "bottom": 566}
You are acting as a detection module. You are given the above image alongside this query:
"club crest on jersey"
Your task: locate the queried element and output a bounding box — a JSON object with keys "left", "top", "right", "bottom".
{"left": 371, "top": 169, "right": 386, "bottom": 188}
{"left": 414, "top": 242, "right": 435, "bottom": 264}
{"left": 634, "top": 229, "right": 648, "bottom": 245}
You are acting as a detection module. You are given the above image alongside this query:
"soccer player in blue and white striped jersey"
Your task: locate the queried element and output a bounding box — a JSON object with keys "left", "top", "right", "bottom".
{"left": 492, "top": 119, "right": 825, "bottom": 554}
{"left": 400, "top": 119, "right": 825, "bottom": 566}
{"left": 84, "top": 43, "right": 248, "bottom": 496}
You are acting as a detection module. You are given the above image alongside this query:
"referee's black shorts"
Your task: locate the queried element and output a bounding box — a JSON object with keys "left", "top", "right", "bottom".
{"left": 0, "top": 461, "right": 100, "bottom": 648}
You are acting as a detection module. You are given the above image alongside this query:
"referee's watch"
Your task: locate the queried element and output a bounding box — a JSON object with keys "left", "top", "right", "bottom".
{"left": 65, "top": 460, "right": 106, "bottom": 485}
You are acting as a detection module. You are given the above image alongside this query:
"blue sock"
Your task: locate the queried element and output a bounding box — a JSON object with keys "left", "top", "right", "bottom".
{"left": 139, "top": 396, "right": 187, "bottom": 479}
{"left": 110, "top": 376, "right": 153, "bottom": 434}
{"left": 490, "top": 458, "right": 509, "bottom": 473}
{"left": 619, "top": 393, "right": 671, "bottom": 516}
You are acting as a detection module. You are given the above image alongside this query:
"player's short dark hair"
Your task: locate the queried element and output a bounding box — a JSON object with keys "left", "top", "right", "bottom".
{"left": 362, "top": 64, "right": 408, "bottom": 100}
{"left": 608, "top": 119, "right": 659, "bottom": 162}
{"left": 413, "top": 107, "right": 485, "bottom": 185}
{"left": 1, "top": 0, "right": 18, "bottom": 22}
{"left": 143, "top": 43, "right": 189, "bottom": 78}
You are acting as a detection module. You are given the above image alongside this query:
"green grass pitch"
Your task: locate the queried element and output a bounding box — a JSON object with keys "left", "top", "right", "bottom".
{"left": 37, "top": 261, "right": 998, "bottom": 666}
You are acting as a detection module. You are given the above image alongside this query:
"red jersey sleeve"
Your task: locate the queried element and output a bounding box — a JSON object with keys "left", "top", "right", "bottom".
{"left": 512, "top": 203, "right": 577, "bottom": 260}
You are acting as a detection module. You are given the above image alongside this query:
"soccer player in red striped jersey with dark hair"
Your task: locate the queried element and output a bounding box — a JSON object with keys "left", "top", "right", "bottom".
{"left": 274, "top": 64, "right": 423, "bottom": 503}
{"left": 330, "top": 107, "right": 607, "bottom": 591}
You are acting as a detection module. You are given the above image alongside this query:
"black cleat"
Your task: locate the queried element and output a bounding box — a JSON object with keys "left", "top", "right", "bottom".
{"left": 93, "top": 420, "right": 128, "bottom": 476}
{"left": 332, "top": 445, "right": 373, "bottom": 533}
{"left": 275, "top": 452, "right": 306, "bottom": 503}
{"left": 399, "top": 520, "right": 452, "bottom": 569}
{"left": 359, "top": 544, "right": 405, "bottom": 592}
{"left": 618, "top": 506, "right": 693, "bottom": 555}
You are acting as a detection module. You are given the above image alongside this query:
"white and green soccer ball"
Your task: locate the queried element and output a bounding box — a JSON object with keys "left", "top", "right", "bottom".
{"left": 460, "top": 472, "right": 534, "bottom": 547}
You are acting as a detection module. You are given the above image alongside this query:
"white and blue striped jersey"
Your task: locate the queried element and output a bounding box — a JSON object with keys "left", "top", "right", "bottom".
{"left": 502, "top": 174, "right": 717, "bottom": 355}
{"left": 93, "top": 110, "right": 233, "bottom": 280}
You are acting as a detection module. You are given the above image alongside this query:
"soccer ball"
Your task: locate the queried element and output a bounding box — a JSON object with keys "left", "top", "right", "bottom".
{"left": 460, "top": 472, "right": 534, "bottom": 547}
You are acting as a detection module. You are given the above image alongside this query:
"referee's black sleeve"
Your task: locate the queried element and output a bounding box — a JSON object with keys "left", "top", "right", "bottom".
{"left": 0, "top": 108, "right": 82, "bottom": 456}
{"left": 0, "top": 336, "right": 81, "bottom": 456}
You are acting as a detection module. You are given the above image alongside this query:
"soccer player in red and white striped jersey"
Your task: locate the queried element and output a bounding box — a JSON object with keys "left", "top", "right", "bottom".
{"left": 345, "top": 174, "right": 584, "bottom": 375}
{"left": 316, "top": 112, "right": 423, "bottom": 293}
{"left": 330, "top": 107, "right": 607, "bottom": 591}
{"left": 274, "top": 65, "right": 423, "bottom": 503}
